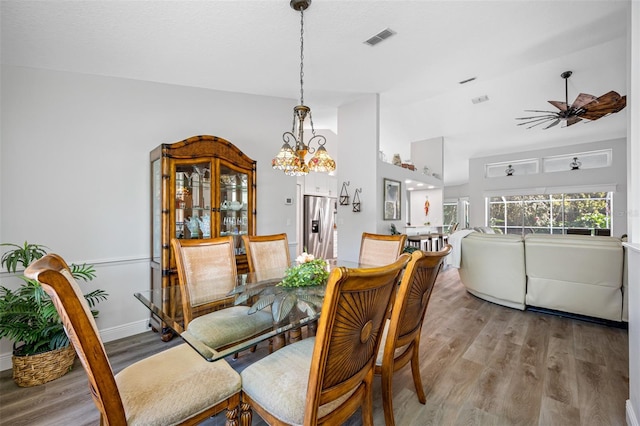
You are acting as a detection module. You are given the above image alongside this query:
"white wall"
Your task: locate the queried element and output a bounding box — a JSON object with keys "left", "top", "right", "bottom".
{"left": 411, "top": 136, "right": 444, "bottom": 178}
{"left": 626, "top": 1, "right": 640, "bottom": 424}
{"left": 336, "top": 94, "right": 380, "bottom": 262}
{"left": 409, "top": 188, "right": 443, "bottom": 227}
{"left": 467, "top": 138, "right": 628, "bottom": 237}
{"left": 0, "top": 65, "right": 300, "bottom": 369}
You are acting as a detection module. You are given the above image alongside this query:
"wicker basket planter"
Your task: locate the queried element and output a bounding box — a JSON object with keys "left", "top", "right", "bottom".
{"left": 12, "top": 344, "right": 76, "bottom": 387}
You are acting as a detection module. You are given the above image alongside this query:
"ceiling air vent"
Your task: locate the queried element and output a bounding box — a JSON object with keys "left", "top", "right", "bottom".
{"left": 364, "top": 28, "right": 396, "bottom": 46}
{"left": 471, "top": 95, "right": 489, "bottom": 104}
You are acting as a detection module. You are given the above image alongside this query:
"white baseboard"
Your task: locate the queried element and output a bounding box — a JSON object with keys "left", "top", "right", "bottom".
{"left": 0, "top": 319, "right": 151, "bottom": 373}
{"left": 628, "top": 400, "right": 639, "bottom": 426}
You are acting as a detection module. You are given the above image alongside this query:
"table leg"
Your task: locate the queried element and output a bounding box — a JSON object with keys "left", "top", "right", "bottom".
{"left": 289, "top": 327, "right": 302, "bottom": 343}
{"left": 272, "top": 333, "right": 286, "bottom": 351}
{"left": 307, "top": 320, "right": 318, "bottom": 336}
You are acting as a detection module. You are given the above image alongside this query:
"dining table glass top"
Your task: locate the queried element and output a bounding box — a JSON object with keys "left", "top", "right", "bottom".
{"left": 134, "top": 260, "right": 363, "bottom": 362}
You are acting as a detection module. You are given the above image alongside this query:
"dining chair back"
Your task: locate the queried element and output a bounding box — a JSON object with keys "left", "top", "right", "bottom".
{"left": 171, "top": 236, "right": 238, "bottom": 326}
{"left": 375, "top": 245, "right": 452, "bottom": 426}
{"left": 240, "top": 253, "right": 411, "bottom": 425}
{"left": 24, "top": 253, "right": 242, "bottom": 426}
{"left": 242, "top": 233, "right": 290, "bottom": 275}
{"left": 359, "top": 232, "right": 407, "bottom": 266}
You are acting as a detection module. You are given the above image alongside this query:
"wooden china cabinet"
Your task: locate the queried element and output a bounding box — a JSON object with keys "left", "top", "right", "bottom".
{"left": 149, "top": 135, "right": 256, "bottom": 339}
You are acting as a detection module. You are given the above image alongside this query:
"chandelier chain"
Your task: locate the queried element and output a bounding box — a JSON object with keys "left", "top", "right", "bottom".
{"left": 299, "top": 8, "right": 304, "bottom": 105}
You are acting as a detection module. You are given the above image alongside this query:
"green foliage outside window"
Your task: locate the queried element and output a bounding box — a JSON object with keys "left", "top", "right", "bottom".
{"left": 488, "top": 192, "right": 611, "bottom": 235}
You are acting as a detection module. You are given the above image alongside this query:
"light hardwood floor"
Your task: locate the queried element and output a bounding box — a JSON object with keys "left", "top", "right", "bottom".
{"left": 0, "top": 268, "right": 629, "bottom": 425}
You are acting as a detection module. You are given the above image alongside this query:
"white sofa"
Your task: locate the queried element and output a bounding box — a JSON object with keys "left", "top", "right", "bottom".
{"left": 457, "top": 232, "right": 627, "bottom": 322}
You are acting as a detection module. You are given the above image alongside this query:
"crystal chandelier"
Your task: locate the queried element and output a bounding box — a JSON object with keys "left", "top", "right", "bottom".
{"left": 272, "top": 0, "right": 336, "bottom": 176}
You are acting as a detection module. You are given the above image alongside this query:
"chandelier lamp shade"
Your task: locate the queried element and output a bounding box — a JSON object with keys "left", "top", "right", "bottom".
{"left": 272, "top": 0, "right": 336, "bottom": 176}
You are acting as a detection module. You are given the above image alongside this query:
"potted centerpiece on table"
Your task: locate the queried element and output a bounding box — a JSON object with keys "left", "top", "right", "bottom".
{"left": 0, "top": 242, "right": 108, "bottom": 387}
{"left": 232, "top": 252, "right": 329, "bottom": 323}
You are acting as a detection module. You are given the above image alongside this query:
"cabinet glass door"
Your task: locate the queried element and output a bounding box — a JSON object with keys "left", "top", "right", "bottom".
{"left": 175, "top": 162, "right": 212, "bottom": 239}
{"left": 219, "top": 164, "right": 249, "bottom": 254}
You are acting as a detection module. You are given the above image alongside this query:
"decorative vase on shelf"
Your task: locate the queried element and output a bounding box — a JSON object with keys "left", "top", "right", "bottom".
{"left": 196, "top": 214, "right": 210, "bottom": 238}
{"left": 186, "top": 217, "right": 200, "bottom": 238}
{"left": 392, "top": 154, "right": 402, "bottom": 166}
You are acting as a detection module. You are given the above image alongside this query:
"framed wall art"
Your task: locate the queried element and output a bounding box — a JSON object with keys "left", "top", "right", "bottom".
{"left": 383, "top": 178, "right": 401, "bottom": 220}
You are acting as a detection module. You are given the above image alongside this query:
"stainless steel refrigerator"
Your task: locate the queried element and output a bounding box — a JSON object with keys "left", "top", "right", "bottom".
{"left": 303, "top": 195, "right": 337, "bottom": 259}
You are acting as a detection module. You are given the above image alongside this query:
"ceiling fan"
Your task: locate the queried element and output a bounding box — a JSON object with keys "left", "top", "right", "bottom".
{"left": 516, "top": 70, "right": 626, "bottom": 129}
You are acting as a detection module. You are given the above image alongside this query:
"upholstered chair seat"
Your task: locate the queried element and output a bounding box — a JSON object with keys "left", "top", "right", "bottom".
{"left": 186, "top": 306, "right": 272, "bottom": 349}
{"left": 241, "top": 337, "right": 360, "bottom": 425}
{"left": 115, "top": 344, "right": 241, "bottom": 425}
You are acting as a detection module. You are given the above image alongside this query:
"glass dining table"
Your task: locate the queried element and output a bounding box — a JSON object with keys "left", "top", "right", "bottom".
{"left": 134, "top": 260, "right": 362, "bottom": 362}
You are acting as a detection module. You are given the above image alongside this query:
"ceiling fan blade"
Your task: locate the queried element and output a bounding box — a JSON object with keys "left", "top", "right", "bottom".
{"left": 579, "top": 91, "right": 627, "bottom": 120}
{"left": 566, "top": 116, "right": 582, "bottom": 126}
{"left": 516, "top": 114, "right": 558, "bottom": 120}
{"left": 523, "top": 109, "right": 560, "bottom": 114}
{"left": 543, "top": 119, "right": 561, "bottom": 129}
{"left": 571, "top": 93, "right": 597, "bottom": 109}
{"left": 516, "top": 116, "right": 558, "bottom": 126}
{"left": 548, "top": 100, "right": 568, "bottom": 111}
{"left": 525, "top": 118, "right": 556, "bottom": 129}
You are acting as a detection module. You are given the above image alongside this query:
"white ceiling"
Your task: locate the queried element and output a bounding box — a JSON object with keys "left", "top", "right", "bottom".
{"left": 1, "top": 0, "right": 630, "bottom": 185}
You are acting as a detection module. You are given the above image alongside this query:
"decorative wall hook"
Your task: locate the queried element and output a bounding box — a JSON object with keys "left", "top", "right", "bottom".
{"left": 352, "top": 188, "right": 362, "bottom": 212}
{"left": 339, "top": 181, "right": 350, "bottom": 205}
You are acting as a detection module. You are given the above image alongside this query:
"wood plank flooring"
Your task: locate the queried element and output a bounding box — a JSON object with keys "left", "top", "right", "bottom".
{"left": 0, "top": 268, "right": 628, "bottom": 425}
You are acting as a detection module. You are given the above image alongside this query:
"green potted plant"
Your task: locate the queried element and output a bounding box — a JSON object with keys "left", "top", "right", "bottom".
{"left": 0, "top": 241, "right": 108, "bottom": 387}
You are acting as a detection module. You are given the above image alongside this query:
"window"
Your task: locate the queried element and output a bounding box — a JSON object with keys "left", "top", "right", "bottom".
{"left": 487, "top": 192, "right": 612, "bottom": 235}
{"left": 443, "top": 202, "right": 457, "bottom": 232}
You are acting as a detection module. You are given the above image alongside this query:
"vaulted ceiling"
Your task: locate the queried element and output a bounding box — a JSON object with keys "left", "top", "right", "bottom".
{"left": 1, "top": 0, "right": 629, "bottom": 185}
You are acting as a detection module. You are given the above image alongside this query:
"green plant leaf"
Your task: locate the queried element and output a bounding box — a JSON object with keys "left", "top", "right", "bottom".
{"left": 69, "top": 263, "right": 96, "bottom": 281}
{"left": 0, "top": 241, "right": 108, "bottom": 355}
{"left": 0, "top": 242, "right": 49, "bottom": 273}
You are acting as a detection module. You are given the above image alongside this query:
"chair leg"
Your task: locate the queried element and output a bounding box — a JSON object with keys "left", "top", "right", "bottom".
{"left": 410, "top": 345, "right": 426, "bottom": 404}
{"left": 239, "top": 401, "right": 252, "bottom": 426}
{"left": 381, "top": 368, "right": 396, "bottom": 426}
{"left": 225, "top": 402, "right": 240, "bottom": 426}
{"left": 362, "top": 382, "right": 375, "bottom": 426}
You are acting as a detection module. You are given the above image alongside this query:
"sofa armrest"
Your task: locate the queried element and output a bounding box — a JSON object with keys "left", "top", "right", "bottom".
{"left": 459, "top": 233, "right": 526, "bottom": 310}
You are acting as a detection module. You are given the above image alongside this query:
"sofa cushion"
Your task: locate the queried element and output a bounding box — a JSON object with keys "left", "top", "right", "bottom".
{"left": 524, "top": 234, "right": 623, "bottom": 321}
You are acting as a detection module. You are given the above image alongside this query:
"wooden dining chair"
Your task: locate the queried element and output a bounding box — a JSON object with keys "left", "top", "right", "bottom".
{"left": 240, "top": 253, "right": 411, "bottom": 425}
{"left": 171, "top": 237, "right": 273, "bottom": 351}
{"left": 374, "top": 245, "right": 452, "bottom": 426}
{"left": 24, "top": 253, "right": 242, "bottom": 426}
{"left": 242, "top": 233, "right": 291, "bottom": 275}
{"left": 359, "top": 232, "right": 407, "bottom": 266}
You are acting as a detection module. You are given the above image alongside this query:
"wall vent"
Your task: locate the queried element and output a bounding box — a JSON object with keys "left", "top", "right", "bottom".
{"left": 471, "top": 95, "right": 489, "bottom": 104}
{"left": 364, "top": 28, "right": 396, "bottom": 46}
